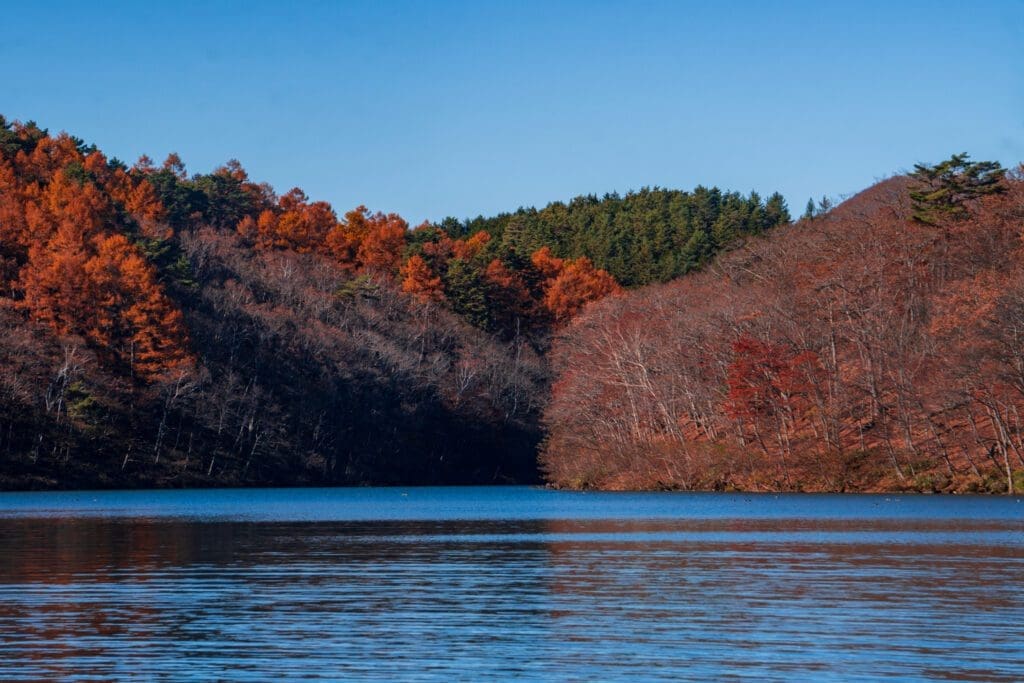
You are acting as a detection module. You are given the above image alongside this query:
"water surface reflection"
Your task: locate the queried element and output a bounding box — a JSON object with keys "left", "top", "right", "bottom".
{"left": 0, "top": 489, "right": 1021, "bottom": 681}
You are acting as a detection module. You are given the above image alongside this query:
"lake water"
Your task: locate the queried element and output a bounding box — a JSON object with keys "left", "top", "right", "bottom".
{"left": 0, "top": 487, "right": 1021, "bottom": 681}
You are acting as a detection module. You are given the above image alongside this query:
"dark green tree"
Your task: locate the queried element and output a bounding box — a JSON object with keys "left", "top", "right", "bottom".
{"left": 910, "top": 153, "right": 1006, "bottom": 224}
{"left": 189, "top": 162, "right": 266, "bottom": 230}
{"left": 445, "top": 258, "right": 490, "bottom": 329}
{"left": 0, "top": 116, "right": 46, "bottom": 156}
{"left": 147, "top": 169, "right": 209, "bottom": 229}
{"left": 762, "top": 192, "right": 791, "bottom": 231}
{"left": 803, "top": 197, "right": 816, "bottom": 221}
{"left": 682, "top": 228, "right": 713, "bottom": 271}
{"left": 816, "top": 195, "right": 833, "bottom": 215}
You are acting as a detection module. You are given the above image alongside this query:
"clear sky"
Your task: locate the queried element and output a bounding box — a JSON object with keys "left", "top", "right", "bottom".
{"left": 4, "top": 1, "right": 1022, "bottom": 223}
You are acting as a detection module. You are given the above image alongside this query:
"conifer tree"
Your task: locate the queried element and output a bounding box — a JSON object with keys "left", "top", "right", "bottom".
{"left": 803, "top": 197, "right": 816, "bottom": 220}
{"left": 445, "top": 258, "right": 490, "bottom": 329}
{"left": 910, "top": 153, "right": 1006, "bottom": 224}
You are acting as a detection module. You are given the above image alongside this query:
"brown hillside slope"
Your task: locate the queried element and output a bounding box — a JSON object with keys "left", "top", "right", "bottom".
{"left": 541, "top": 170, "right": 1024, "bottom": 493}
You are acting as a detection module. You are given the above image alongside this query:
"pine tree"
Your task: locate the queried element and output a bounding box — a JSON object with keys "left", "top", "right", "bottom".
{"left": 803, "top": 197, "right": 816, "bottom": 221}
{"left": 910, "top": 153, "right": 1006, "bottom": 224}
{"left": 682, "top": 229, "right": 712, "bottom": 271}
{"left": 445, "top": 258, "right": 490, "bottom": 329}
{"left": 763, "top": 192, "right": 790, "bottom": 230}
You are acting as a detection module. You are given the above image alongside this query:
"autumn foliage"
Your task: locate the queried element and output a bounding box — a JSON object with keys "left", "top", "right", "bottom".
{"left": 0, "top": 115, "right": 555, "bottom": 489}
{"left": 541, "top": 164, "right": 1024, "bottom": 493}
{"left": 0, "top": 125, "right": 191, "bottom": 382}
{"left": 541, "top": 256, "right": 621, "bottom": 321}
{"left": 401, "top": 255, "right": 443, "bottom": 302}
{"left": 396, "top": 232, "right": 621, "bottom": 334}
{"left": 8, "top": 113, "right": 1013, "bottom": 495}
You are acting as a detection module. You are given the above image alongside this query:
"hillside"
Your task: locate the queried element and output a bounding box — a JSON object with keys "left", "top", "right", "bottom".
{"left": 9, "top": 114, "right": 1016, "bottom": 495}
{"left": 0, "top": 116, "right": 788, "bottom": 490}
{"left": 0, "top": 124, "right": 547, "bottom": 488}
{"left": 541, "top": 160, "right": 1024, "bottom": 493}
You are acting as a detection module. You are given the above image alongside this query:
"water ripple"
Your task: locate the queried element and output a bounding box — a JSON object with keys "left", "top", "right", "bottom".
{"left": 0, "top": 488, "right": 1021, "bottom": 681}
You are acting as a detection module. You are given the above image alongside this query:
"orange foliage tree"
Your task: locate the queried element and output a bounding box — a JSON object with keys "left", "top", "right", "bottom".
{"left": 240, "top": 188, "right": 337, "bottom": 252}
{"left": 401, "top": 255, "right": 444, "bottom": 302}
{"left": 85, "top": 234, "right": 192, "bottom": 379}
{"left": 527, "top": 247, "right": 620, "bottom": 322}
{"left": 530, "top": 246, "right": 564, "bottom": 279}
{"left": 20, "top": 220, "right": 91, "bottom": 335}
{"left": 323, "top": 206, "right": 406, "bottom": 274}
{"left": 452, "top": 231, "right": 491, "bottom": 261}
{"left": 357, "top": 212, "right": 408, "bottom": 273}
{"left": 22, "top": 226, "right": 191, "bottom": 381}
{"left": 5, "top": 128, "right": 193, "bottom": 382}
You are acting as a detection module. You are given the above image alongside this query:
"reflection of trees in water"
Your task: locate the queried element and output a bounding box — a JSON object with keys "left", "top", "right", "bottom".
{"left": 1, "top": 516, "right": 1022, "bottom": 680}
{"left": 0, "top": 518, "right": 557, "bottom": 678}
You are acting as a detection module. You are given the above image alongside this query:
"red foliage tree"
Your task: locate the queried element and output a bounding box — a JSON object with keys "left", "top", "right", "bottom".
{"left": 726, "top": 336, "right": 806, "bottom": 420}
{"left": 483, "top": 258, "right": 532, "bottom": 324}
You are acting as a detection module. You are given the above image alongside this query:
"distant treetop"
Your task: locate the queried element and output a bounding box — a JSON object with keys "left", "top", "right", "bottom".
{"left": 433, "top": 187, "right": 790, "bottom": 287}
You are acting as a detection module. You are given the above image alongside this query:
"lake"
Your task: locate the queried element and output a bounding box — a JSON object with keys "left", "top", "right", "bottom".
{"left": 0, "top": 487, "right": 1021, "bottom": 681}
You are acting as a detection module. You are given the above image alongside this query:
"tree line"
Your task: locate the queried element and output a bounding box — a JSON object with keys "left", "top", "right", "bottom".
{"left": 433, "top": 186, "right": 790, "bottom": 287}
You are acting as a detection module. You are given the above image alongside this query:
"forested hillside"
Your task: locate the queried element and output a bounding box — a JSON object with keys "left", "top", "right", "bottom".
{"left": 433, "top": 187, "right": 789, "bottom": 286}
{"left": 0, "top": 119, "right": 545, "bottom": 488}
{"left": 541, "top": 156, "right": 1024, "bottom": 494}
{"left": 0, "top": 116, "right": 787, "bottom": 489}
{"left": 13, "top": 115, "right": 1015, "bottom": 495}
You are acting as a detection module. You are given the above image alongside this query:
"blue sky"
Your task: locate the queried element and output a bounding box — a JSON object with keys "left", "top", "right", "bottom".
{"left": 3, "top": 1, "right": 1022, "bottom": 223}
